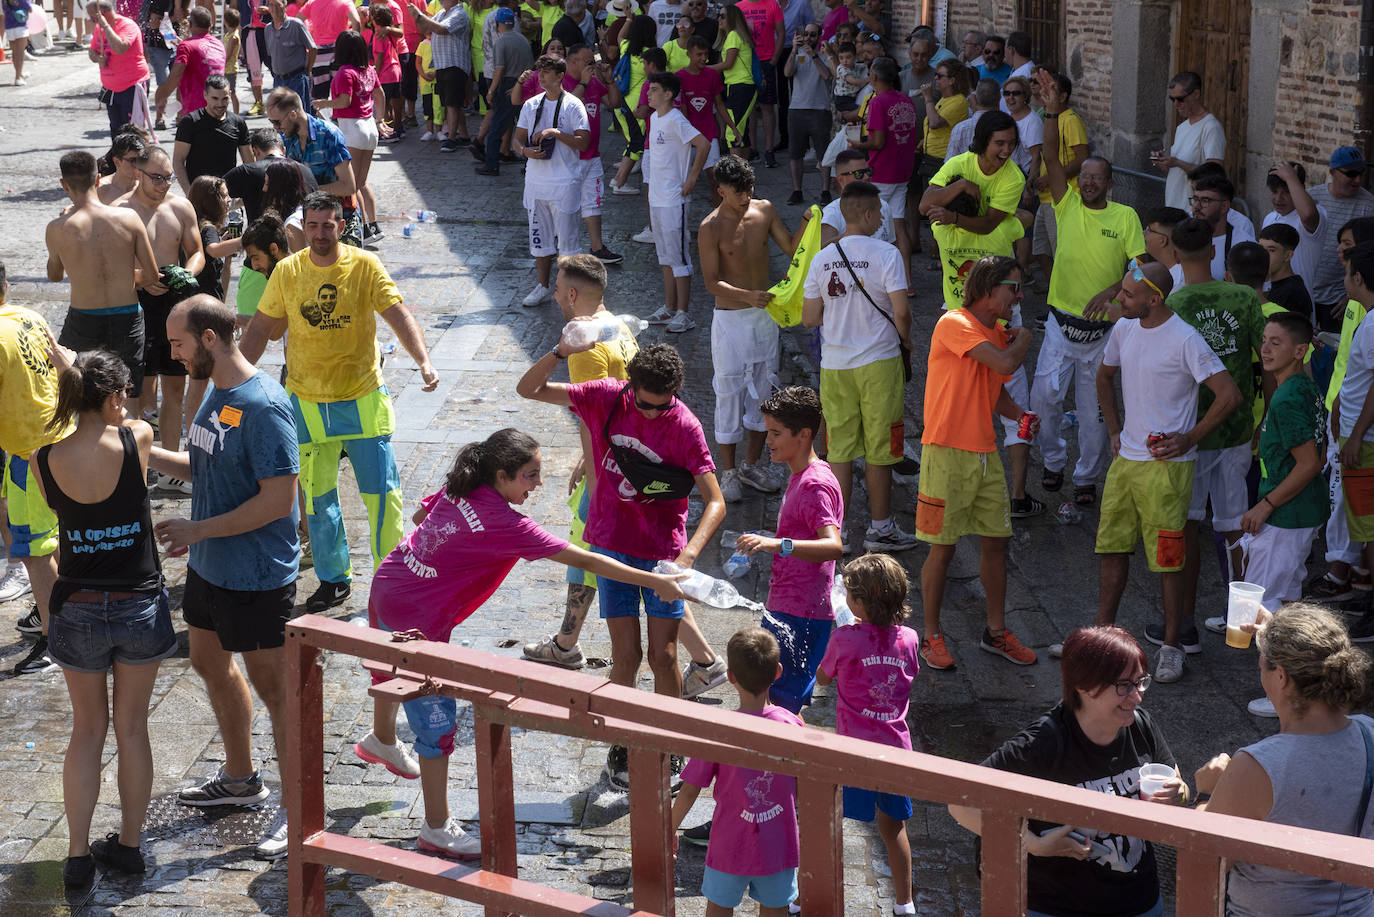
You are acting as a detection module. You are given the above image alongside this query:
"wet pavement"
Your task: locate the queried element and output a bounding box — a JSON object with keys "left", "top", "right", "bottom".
{"left": 0, "top": 41, "right": 1334, "bottom": 917}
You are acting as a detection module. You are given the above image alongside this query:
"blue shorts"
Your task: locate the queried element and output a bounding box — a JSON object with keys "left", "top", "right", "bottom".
{"left": 373, "top": 619, "right": 458, "bottom": 758}
{"left": 1030, "top": 895, "right": 1163, "bottom": 917}
{"left": 48, "top": 590, "right": 178, "bottom": 673}
{"left": 761, "top": 610, "right": 833, "bottom": 713}
{"left": 843, "top": 785, "right": 913, "bottom": 823}
{"left": 701, "top": 865, "right": 797, "bottom": 909}
{"left": 593, "top": 547, "right": 684, "bottom": 620}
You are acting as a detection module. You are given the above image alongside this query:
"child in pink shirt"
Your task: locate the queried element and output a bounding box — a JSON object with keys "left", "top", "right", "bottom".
{"left": 816, "top": 553, "right": 920, "bottom": 916}
{"left": 672, "top": 627, "right": 802, "bottom": 916}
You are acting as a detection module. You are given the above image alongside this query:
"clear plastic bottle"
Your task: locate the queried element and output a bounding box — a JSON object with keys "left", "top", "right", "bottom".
{"left": 1055, "top": 502, "right": 1083, "bottom": 525}
{"left": 159, "top": 18, "right": 179, "bottom": 46}
{"left": 654, "top": 561, "right": 762, "bottom": 611}
{"left": 560, "top": 314, "right": 651, "bottom": 350}
{"left": 831, "top": 574, "right": 855, "bottom": 627}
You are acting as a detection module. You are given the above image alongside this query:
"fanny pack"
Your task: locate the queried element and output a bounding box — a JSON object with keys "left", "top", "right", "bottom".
{"left": 1050, "top": 307, "right": 1112, "bottom": 344}
{"left": 603, "top": 385, "right": 695, "bottom": 500}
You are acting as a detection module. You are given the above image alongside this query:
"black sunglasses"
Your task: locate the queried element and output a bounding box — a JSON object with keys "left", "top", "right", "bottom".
{"left": 1340, "top": 168, "right": 1365, "bottom": 179}
{"left": 839, "top": 166, "right": 873, "bottom": 179}
{"left": 634, "top": 394, "right": 675, "bottom": 413}
{"left": 1002, "top": 90, "right": 1025, "bottom": 98}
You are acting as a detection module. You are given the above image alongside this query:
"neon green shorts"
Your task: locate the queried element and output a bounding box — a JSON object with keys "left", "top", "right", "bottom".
{"left": 915, "top": 443, "right": 1011, "bottom": 544}
{"left": 1095, "top": 456, "right": 1194, "bottom": 572}
{"left": 1339, "top": 438, "right": 1374, "bottom": 542}
{"left": 3, "top": 453, "right": 58, "bottom": 559}
{"left": 819, "top": 356, "right": 905, "bottom": 465}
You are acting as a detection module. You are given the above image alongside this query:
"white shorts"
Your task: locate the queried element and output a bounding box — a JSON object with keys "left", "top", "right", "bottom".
{"left": 6, "top": 25, "right": 28, "bottom": 41}
{"left": 578, "top": 159, "right": 603, "bottom": 217}
{"left": 704, "top": 141, "right": 721, "bottom": 169}
{"left": 874, "top": 181, "right": 906, "bottom": 220}
{"left": 527, "top": 198, "right": 582, "bottom": 258}
{"left": 1187, "top": 443, "right": 1253, "bottom": 531}
{"left": 1031, "top": 202, "right": 1058, "bottom": 257}
{"left": 710, "top": 308, "right": 780, "bottom": 444}
{"left": 336, "top": 117, "right": 379, "bottom": 151}
{"left": 998, "top": 365, "right": 1032, "bottom": 446}
{"left": 1240, "top": 524, "right": 1320, "bottom": 611}
{"left": 650, "top": 202, "right": 692, "bottom": 277}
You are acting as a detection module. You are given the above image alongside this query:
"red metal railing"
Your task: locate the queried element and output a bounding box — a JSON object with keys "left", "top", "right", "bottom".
{"left": 284, "top": 614, "right": 1374, "bottom": 916}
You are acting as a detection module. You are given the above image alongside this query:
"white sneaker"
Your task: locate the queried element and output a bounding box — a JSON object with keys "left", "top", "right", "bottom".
{"left": 610, "top": 182, "right": 639, "bottom": 195}
{"left": 682, "top": 658, "right": 727, "bottom": 698}
{"left": 632, "top": 226, "right": 655, "bottom": 244}
{"left": 255, "top": 808, "right": 289, "bottom": 860}
{"left": 521, "top": 283, "right": 551, "bottom": 307}
{"left": 156, "top": 473, "right": 193, "bottom": 495}
{"left": 1247, "top": 695, "right": 1278, "bottom": 717}
{"left": 1155, "top": 645, "right": 1185, "bottom": 683}
{"left": 353, "top": 731, "right": 421, "bottom": 779}
{"left": 666, "top": 311, "right": 696, "bottom": 333}
{"left": 645, "top": 305, "right": 674, "bottom": 324}
{"left": 522, "top": 634, "right": 586, "bottom": 669}
{"left": 420, "top": 130, "right": 435, "bottom": 141}
{"left": 862, "top": 526, "right": 918, "bottom": 552}
{"left": 417, "top": 818, "right": 481, "bottom": 860}
{"left": 738, "top": 463, "right": 781, "bottom": 494}
{"left": 1203, "top": 616, "right": 1226, "bottom": 635}
{"left": 720, "top": 468, "right": 743, "bottom": 503}
{"left": 0, "top": 564, "right": 32, "bottom": 603}
{"left": 1048, "top": 643, "right": 1064, "bottom": 659}
{"left": 14, "top": 77, "right": 26, "bottom": 87}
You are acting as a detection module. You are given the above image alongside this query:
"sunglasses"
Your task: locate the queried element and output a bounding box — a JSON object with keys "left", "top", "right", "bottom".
{"left": 983, "top": 48, "right": 1001, "bottom": 55}
{"left": 1131, "top": 267, "right": 1164, "bottom": 298}
{"left": 634, "top": 394, "right": 676, "bottom": 413}
{"left": 1002, "top": 89, "right": 1025, "bottom": 97}
{"left": 139, "top": 169, "right": 173, "bottom": 184}
{"left": 839, "top": 167, "right": 873, "bottom": 179}
{"left": 1168, "top": 92, "right": 1191, "bottom": 102}
{"left": 1112, "top": 675, "right": 1151, "bottom": 696}
{"left": 1340, "top": 168, "right": 1365, "bottom": 179}
{"left": 999, "top": 280, "right": 1022, "bottom": 293}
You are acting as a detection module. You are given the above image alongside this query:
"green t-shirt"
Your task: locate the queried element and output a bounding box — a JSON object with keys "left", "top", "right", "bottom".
{"left": 1258, "top": 373, "right": 1329, "bottom": 529}
{"left": 1167, "top": 280, "right": 1266, "bottom": 450}
{"left": 236, "top": 265, "right": 268, "bottom": 317}
{"left": 930, "top": 215, "right": 1024, "bottom": 310}
{"left": 722, "top": 30, "right": 753, "bottom": 85}
{"left": 1327, "top": 298, "right": 1367, "bottom": 410}
{"left": 929, "top": 151, "right": 1025, "bottom": 221}
{"left": 1047, "top": 191, "right": 1145, "bottom": 317}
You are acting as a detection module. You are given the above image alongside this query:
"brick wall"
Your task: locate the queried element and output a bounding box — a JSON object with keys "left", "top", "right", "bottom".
{"left": 1062, "top": 0, "right": 1114, "bottom": 153}
{"left": 1270, "top": 0, "right": 1362, "bottom": 181}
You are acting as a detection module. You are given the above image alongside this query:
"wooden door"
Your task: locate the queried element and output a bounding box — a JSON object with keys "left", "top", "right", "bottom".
{"left": 1176, "top": 0, "right": 1251, "bottom": 193}
{"left": 1018, "top": 0, "right": 1062, "bottom": 72}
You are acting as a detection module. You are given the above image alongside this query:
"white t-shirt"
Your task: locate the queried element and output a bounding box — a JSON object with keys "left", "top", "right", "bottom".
{"left": 1340, "top": 315, "right": 1374, "bottom": 442}
{"left": 1166, "top": 113, "right": 1226, "bottom": 209}
{"left": 646, "top": 0, "right": 683, "bottom": 46}
{"left": 802, "top": 235, "right": 906, "bottom": 370}
{"left": 1261, "top": 205, "right": 1327, "bottom": 300}
{"left": 1009, "top": 109, "right": 1043, "bottom": 175}
{"left": 1009, "top": 60, "right": 1035, "bottom": 80}
{"left": 945, "top": 109, "right": 984, "bottom": 161}
{"left": 517, "top": 90, "right": 590, "bottom": 212}
{"left": 1101, "top": 312, "right": 1226, "bottom": 462}
{"left": 646, "top": 107, "right": 702, "bottom": 207}
{"left": 1169, "top": 262, "right": 1186, "bottom": 292}
{"left": 1207, "top": 214, "right": 1256, "bottom": 281}
{"left": 1227, "top": 207, "right": 1255, "bottom": 238}
{"left": 821, "top": 197, "right": 895, "bottom": 244}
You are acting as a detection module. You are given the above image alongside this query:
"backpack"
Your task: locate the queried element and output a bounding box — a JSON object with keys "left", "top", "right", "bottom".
{"left": 613, "top": 51, "right": 632, "bottom": 95}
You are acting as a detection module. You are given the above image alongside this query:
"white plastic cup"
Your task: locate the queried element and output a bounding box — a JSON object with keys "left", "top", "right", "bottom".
{"left": 1226, "top": 581, "right": 1265, "bottom": 649}
{"left": 1138, "top": 763, "right": 1174, "bottom": 801}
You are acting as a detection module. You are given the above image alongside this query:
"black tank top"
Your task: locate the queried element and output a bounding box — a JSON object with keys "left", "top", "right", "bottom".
{"left": 35, "top": 426, "right": 162, "bottom": 603}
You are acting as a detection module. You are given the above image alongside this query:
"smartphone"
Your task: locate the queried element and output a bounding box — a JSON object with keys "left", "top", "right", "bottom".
{"left": 1065, "top": 829, "right": 1112, "bottom": 859}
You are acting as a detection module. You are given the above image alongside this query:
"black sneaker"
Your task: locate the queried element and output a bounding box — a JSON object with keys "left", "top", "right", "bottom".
{"left": 15, "top": 603, "right": 41, "bottom": 634}
{"left": 763, "top": 151, "right": 779, "bottom": 168}
{"left": 681, "top": 820, "right": 711, "bottom": 847}
{"left": 603, "top": 745, "right": 630, "bottom": 790}
{"left": 177, "top": 767, "right": 270, "bottom": 807}
{"left": 475, "top": 165, "right": 500, "bottom": 176}
{"left": 1009, "top": 495, "right": 1046, "bottom": 518}
{"left": 1306, "top": 573, "right": 1355, "bottom": 603}
{"left": 499, "top": 152, "right": 522, "bottom": 164}
{"left": 13, "top": 636, "right": 58, "bottom": 675}
{"left": 1143, "top": 621, "right": 1202, "bottom": 654}
{"left": 592, "top": 246, "right": 624, "bottom": 265}
{"left": 469, "top": 142, "right": 486, "bottom": 162}
{"left": 891, "top": 457, "right": 920, "bottom": 479}
{"left": 440, "top": 140, "right": 461, "bottom": 152}
{"left": 63, "top": 854, "right": 95, "bottom": 886}
{"left": 363, "top": 221, "right": 385, "bottom": 242}
{"left": 1350, "top": 612, "right": 1374, "bottom": 643}
{"left": 305, "top": 580, "right": 351, "bottom": 612}
{"left": 786, "top": 189, "right": 804, "bottom": 205}
{"left": 90, "top": 832, "right": 146, "bottom": 874}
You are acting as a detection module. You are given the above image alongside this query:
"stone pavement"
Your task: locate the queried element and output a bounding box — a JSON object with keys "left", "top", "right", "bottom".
{"left": 0, "top": 43, "right": 1318, "bottom": 917}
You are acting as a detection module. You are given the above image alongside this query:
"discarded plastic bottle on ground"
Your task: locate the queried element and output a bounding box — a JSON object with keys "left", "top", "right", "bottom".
{"left": 402, "top": 223, "right": 415, "bottom": 238}
{"left": 416, "top": 210, "right": 436, "bottom": 222}
{"left": 380, "top": 342, "right": 397, "bottom": 354}
{"left": 1062, "top": 410, "right": 1077, "bottom": 432}
{"left": 654, "top": 560, "right": 762, "bottom": 611}
{"left": 1056, "top": 502, "right": 1083, "bottom": 525}
{"left": 560, "top": 314, "right": 651, "bottom": 350}
{"left": 831, "top": 574, "right": 855, "bottom": 627}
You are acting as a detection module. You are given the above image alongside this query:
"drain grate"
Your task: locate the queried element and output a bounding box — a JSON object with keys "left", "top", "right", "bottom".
{"left": 141, "top": 793, "right": 278, "bottom": 847}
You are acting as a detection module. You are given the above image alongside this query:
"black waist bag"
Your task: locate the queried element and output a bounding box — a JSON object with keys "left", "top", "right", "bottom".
{"left": 603, "top": 385, "right": 696, "bottom": 500}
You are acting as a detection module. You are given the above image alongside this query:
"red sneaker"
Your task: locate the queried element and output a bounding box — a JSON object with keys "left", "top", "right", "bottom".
{"left": 920, "top": 634, "right": 956, "bottom": 670}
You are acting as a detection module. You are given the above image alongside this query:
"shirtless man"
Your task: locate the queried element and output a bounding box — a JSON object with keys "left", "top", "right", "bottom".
{"left": 45, "top": 150, "right": 162, "bottom": 424}
{"left": 697, "top": 153, "right": 802, "bottom": 501}
{"left": 97, "top": 131, "right": 147, "bottom": 205}
{"left": 120, "top": 144, "right": 205, "bottom": 483}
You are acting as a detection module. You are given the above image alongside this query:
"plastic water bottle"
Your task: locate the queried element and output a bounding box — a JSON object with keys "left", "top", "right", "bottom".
{"left": 831, "top": 575, "right": 855, "bottom": 627}
{"left": 1061, "top": 410, "right": 1078, "bottom": 435}
{"left": 1055, "top": 502, "right": 1083, "bottom": 525}
{"left": 560, "top": 314, "right": 651, "bottom": 349}
{"left": 416, "top": 210, "right": 436, "bottom": 222}
{"left": 402, "top": 223, "right": 414, "bottom": 238}
{"left": 160, "top": 18, "right": 179, "bottom": 46}
{"left": 654, "top": 561, "right": 763, "bottom": 611}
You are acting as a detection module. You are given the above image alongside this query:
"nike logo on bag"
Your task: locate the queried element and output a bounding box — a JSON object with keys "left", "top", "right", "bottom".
{"left": 643, "top": 481, "right": 671, "bottom": 495}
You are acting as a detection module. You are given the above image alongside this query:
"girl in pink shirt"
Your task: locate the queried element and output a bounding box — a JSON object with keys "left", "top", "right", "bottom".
{"left": 315, "top": 30, "right": 387, "bottom": 240}
{"left": 816, "top": 553, "right": 920, "bottom": 916}
{"left": 355, "top": 428, "right": 686, "bottom": 861}
{"left": 365, "top": 4, "right": 406, "bottom": 139}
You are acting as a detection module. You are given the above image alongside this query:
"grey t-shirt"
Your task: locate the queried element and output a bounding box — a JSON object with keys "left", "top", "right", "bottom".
{"left": 788, "top": 46, "right": 830, "bottom": 111}
{"left": 491, "top": 28, "right": 534, "bottom": 82}
{"left": 1308, "top": 184, "right": 1374, "bottom": 305}
{"left": 263, "top": 17, "right": 315, "bottom": 75}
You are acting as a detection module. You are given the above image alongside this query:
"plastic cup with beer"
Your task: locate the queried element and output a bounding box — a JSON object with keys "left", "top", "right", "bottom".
{"left": 1138, "top": 763, "right": 1175, "bottom": 801}
{"left": 1225, "top": 581, "right": 1265, "bottom": 649}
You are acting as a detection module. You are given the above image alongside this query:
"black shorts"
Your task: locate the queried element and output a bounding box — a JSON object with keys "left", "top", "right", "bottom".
{"left": 435, "top": 66, "right": 467, "bottom": 109}
{"left": 724, "top": 84, "right": 757, "bottom": 145}
{"left": 58, "top": 306, "right": 145, "bottom": 391}
{"left": 381, "top": 80, "right": 402, "bottom": 101}
{"left": 787, "top": 109, "right": 831, "bottom": 160}
{"left": 137, "top": 289, "right": 188, "bottom": 378}
{"left": 758, "top": 60, "right": 779, "bottom": 105}
{"left": 183, "top": 567, "right": 297, "bottom": 652}
{"left": 400, "top": 52, "right": 418, "bottom": 101}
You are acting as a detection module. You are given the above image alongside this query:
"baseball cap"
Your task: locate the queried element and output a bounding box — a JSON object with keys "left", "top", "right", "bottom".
{"left": 1330, "top": 146, "right": 1367, "bottom": 171}
{"left": 494, "top": 7, "right": 515, "bottom": 24}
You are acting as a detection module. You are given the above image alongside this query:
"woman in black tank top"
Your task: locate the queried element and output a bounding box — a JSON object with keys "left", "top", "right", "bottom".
{"left": 30, "top": 349, "right": 175, "bottom": 887}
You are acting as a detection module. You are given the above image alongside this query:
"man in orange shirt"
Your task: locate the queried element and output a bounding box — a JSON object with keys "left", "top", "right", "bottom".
{"left": 916, "top": 254, "right": 1039, "bottom": 671}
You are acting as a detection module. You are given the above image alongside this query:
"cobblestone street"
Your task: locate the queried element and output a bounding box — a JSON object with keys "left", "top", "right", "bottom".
{"left": 0, "top": 43, "right": 1297, "bottom": 916}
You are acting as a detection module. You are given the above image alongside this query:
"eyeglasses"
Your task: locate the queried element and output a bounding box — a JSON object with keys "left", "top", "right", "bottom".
{"left": 1339, "top": 168, "right": 1365, "bottom": 179}
{"left": 999, "top": 280, "right": 1022, "bottom": 293}
{"left": 1002, "top": 89, "right": 1025, "bottom": 98}
{"left": 1112, "top": 675, "right": 1152, "bottom": 696}
{"left": 139, "top": 169, "right": 173, "bottom": 184}
{"left": 983, "top": 47, "right": 1001, "bottom": 55}
{"left": 1188, "top": 195, "right": 1223, "bottom": 206}
{"left": 634, "top": 393, "right": 676, "bottom": 413}
{"left": 1144, "top": 226, "right": 1169, "bottom": 237}
{"left": 1130, "top": 266, "right": 1164, "bottom": 299}
{"left": 1168, "top": 89, "right": 1193, "bottom": 102}
{"left": 838, "top": 167, "right": 872, "bottom": 179}
{"left": 963, "top": 39, "right": 981, "bottom": 47}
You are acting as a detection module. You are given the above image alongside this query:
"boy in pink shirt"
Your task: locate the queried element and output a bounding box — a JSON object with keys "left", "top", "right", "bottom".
{"left": 676, "top": 35, "right": 739, "bottom": 202}
{"left": 849, "top": 56, "right": 918, "bottom": 290}
{"left": 817, "top": 553, "right": 920, "bottom": 916}
{"left": 672, "top": 627, "right": 802, "bottom": 916}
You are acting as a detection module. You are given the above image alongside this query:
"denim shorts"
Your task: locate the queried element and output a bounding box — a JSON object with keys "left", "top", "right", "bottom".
{"left": 761, "top": 610, "right": 833, "bottom": 713}
{"left": 48, "top": 590, "right": 178, "bottom": 673}
{"left": 371, "top": 617, "right": 458, "bottom": 758}
{"left": 701, "top": 865, "right": 797, "bottom": 909}
{"left": 592, "top": 547, "right": 684, "bottom": 620}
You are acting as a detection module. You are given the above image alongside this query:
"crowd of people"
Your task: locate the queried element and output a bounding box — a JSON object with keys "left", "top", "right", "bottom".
{"left": 3, "top": 0, "right": 1374, "bottom": 912}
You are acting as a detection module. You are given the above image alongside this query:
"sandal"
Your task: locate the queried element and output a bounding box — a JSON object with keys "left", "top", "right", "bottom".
{"left": 1074, "top": 484, "right": 1097, "bottom": 506}
{"left": 1041, "top": 469, "right": 1064, "bottom": 492}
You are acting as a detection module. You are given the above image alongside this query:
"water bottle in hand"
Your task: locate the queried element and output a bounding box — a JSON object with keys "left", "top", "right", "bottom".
{"left": 654, "top": 561, "right": 761, "bottom": 610}
{"left": 831, "top": 574, "right": 855, "bottom": 627}
{"left": 560, "top": 314, "right": 650, "bottom": 350}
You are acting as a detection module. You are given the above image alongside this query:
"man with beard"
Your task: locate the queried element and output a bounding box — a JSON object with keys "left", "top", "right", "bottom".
{"left": 172, "top": 73, "right": 251, "bottom": 191}
{"left": 241, "top": 191, "right": 438, "bottom": 613}
{"left": 149, "top": 295, "right": 299, "bottom": 861}
{"left": 236, "top": 212, "right": 291, "bottom": 327}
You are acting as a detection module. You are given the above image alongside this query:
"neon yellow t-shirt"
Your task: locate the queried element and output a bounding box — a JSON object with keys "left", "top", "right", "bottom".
{"left": 568, "top": 320, "right": 638, "bottom": 383}
{"left": 1047, "top": 191, "right": 1146, "bottom": 318}
{"left": 929, "top": 151, "right": 1024, "bottom": 220}
{"left": 619, "top": 39, "right": 648, "bottom": 102}
{"left": 1328, "top": 299, "right": 1367, "bottom": 410}
{"left": 468, "top": 3, "right": 491, "bottom": 70}
{"left": 922, "top": 93, "right": 967, "bottom": 161}
{"left": 664, "top": 38, "right": 691, "bottom": 74}
{"left": 930, "top": 216, "right": 1025, "bottom": 311}
{"left": 256, "top": 246, "right": 401, "bottom": 403}
{"left": 0, "top": 306, "right": 64, "bottom": 457}
{"left": 1037, "top": 107, "right": 1088, "bottom": 204}
{"left": 415, "top": 39, "right": 434, "bottom": 94}
{"left": 722, "top": 30, "right": 753, "bottom": 86}
{"left": 523, "top": 0, "right": 560, "bottom": 45}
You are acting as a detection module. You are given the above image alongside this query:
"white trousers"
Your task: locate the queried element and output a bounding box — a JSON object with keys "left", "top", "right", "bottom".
{"left": 1029, "top": 313, "right": 1110, "bottom": 486}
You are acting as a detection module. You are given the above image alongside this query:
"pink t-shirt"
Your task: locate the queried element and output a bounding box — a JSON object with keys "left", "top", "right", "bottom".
{"left": 819, "top": 5, "right": 849, "bottom": 42}
{"left": 371, "top": 485, "right": 568, "bottom": 643}
{"left": 370, "top": 27, "right": 402, "bottom": 84}
{"left": 865, "top": 89, "right": 918, "bottom": 184}
{"left": 374, "top": 0, "right": 411, "bottom": 54}
{"left": 680, "top": 705, "right": 802, "bottom": 876}
{"left": 400, "top": 0, "right": 425, "bottom": 50}
{"left": 676, "top": 66, "right": 723, "bottom": 141}
{"left": 818, "top": 622, "right": 921, "bottom": 749}
{"left": 91, "top": 14, "right": 149, "bottom": 92}
{"left": 174, "top": 34, "right": 227, "bottom": 113}
{"left": 331, "top": 64, "right": 378, "bottom": 120}
{"left": 306, "top": 0, "right": 353, "bottom": 46}
{"left": 577, "top": 77, "right": 607, "bottom": 159}
{"left": 736, "top": 0, "right": 782, "bottom": 61}
{"left": 766, "top": 461, "right": 843, "bottom": 619}
{"left": 566, "top": 378, "right": 715, "bottom": 561}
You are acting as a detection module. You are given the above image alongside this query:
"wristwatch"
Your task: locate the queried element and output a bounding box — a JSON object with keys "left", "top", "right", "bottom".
{"left": 549, "top": 345, "right": 566, "bottom": 361}
{"left": 779, "top": 538, "right": 794, "bottom": 557}
{"left": 1044, "top": 112, "right": 1058, "bottom": 119}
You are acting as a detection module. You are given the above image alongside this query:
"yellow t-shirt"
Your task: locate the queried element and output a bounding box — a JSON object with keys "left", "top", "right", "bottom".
{"left": 523, "top": 1, "right": 560, "bottom": 44}
{"left": 922, "top": 93, "right": 967, "bottom": 161}
{"left": 0, "top": 306, "right": 65, "bottom": 457}
{"left": 468, "top": 4, "right": 491, "bottom": 70}
{"left": 415, "top": 39, "right": 435, "bottom": 94}
{"left": 1037, "top": 108, "right": 1089, "bottom": 204}
{"left": 664, "top": 39, "right": 691, "bottom": 74}
{"left": 256, "top": 247, "right": 401, "bottom": 403}
{"left": 1047, "top": 191, "right": 1146, "bottom": 318}
{"left": 568, "top": 318, "right": 638, "bottom": 383}
{"left": 722, "top": 30, "right": 753, "bottom": 86}
{"left": 619, "top": 39, "right": 648, "bottom": 103}
{"left": 1328, "top": 299, "right": 1367, "bottom": 410}
{"left": 929, "top": 151, "right": 1025, "bottom": 220}
{"left": 930, "top": 215, "right": 1025, "bottom": 311}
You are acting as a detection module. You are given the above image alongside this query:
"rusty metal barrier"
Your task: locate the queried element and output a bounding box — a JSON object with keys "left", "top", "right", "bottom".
{"left": 284, "top": 614, "right": 1374, "bottom": 916}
